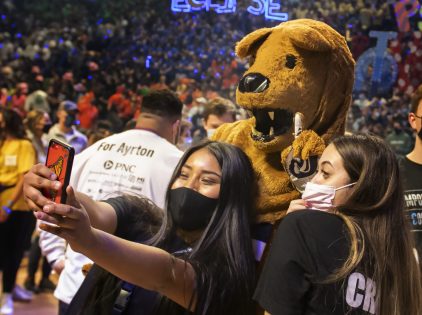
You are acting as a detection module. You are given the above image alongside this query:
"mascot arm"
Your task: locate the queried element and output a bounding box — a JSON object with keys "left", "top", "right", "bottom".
{"left": 281, "top": 130, "right": 325, "bottom": 163}
{"left": 211, "top": 119, "right": 254, "bottom": 148}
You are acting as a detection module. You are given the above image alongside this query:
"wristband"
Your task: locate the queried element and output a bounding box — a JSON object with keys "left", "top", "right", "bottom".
{"left": 2, "top": 206, "right": 12, "bottom": 215}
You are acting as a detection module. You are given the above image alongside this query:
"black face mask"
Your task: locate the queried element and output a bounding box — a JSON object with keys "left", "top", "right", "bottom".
{"left": 394, "top": 127, "right": 402, "bottom": 135}
{"left": 64, "top": 113, "right": 77, "bottom": 128}
{"left": 418, "top": 127, "right": 422, "bottom": 141}
{"left": 42, "top": 124, "right": 51, "bottom": 134}
{"left": 168, "top": 187, "right": 218, "bottom": 231}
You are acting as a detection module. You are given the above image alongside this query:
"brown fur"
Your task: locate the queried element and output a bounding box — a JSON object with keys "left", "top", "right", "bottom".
{"left": 213, "top": 19, "right": 355, "bottom": 222}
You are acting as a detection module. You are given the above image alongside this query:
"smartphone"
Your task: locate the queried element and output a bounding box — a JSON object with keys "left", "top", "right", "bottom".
{"left": 44, "top": 139, "right": 75, "bottom": 204}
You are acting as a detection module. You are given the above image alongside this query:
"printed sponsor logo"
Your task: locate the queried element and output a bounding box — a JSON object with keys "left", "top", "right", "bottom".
{"left": 103, "top": 160, "right": 137, "bottom": 173}
{"left": 104, "top": 160, "right": 114, "bottom": 169}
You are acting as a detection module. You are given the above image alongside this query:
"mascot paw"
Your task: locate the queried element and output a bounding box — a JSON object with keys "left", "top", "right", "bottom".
{"left": 281, "top": 130, "right": 325, "bottom": 163}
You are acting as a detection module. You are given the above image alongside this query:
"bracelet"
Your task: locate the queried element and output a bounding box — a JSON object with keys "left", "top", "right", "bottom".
{"left": 2, "top": 206, "right": 12, "bottom": 215}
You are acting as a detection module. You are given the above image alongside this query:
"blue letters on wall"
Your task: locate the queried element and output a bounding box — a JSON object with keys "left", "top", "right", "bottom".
{"left": 171, "top": 0, "right": 288, "bottom": 21}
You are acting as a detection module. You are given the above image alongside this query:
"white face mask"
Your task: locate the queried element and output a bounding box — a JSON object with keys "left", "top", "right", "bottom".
{"left": 207, "top": 128, "right": 216, "bottom": 138}
{"left": 302, "top": 181, "right": 357, "bottom": 211}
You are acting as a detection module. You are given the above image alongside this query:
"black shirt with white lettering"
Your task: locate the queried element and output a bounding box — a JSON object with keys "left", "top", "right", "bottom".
{"left": 254, "top": 210, "right": 376, "bottom": 315}
{"left": 399, "top": 157, "right": 422, "bottom": 256}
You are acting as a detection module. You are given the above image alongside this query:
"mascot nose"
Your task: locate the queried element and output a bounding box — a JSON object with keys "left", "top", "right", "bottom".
{"left": 238, "top": 73, "right": 270, "bottom": 93}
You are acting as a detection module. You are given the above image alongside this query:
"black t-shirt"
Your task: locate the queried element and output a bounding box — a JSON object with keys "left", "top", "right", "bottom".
{"left": 254, "top": 210, "right": 377, "bottom": 315}
{"left": 66, "top": 196, "right": 188, "bottom": 315}
{"left": 400, "top": 157, "right": 422, "bottom": 255}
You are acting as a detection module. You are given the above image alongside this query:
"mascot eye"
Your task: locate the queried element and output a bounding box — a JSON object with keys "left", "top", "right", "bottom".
{"left": 285, "top": 55, "right": 297, "bottom": 69}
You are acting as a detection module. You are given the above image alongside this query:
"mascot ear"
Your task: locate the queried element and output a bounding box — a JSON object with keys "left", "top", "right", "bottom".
{"left": 235, "top": 28, "right": 272, "bottom": 58}
{"left": 288, "top": 26, "right": 333, "bottom": 52}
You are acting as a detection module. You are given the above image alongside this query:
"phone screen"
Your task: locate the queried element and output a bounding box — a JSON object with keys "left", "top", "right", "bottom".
{"left": 45, "top": 140, "right": 75, "bottom": 204}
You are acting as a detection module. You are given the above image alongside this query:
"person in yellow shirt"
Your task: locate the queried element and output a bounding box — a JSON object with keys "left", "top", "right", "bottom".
{"left": 0, "top": 108, "right": 36, "bottom": 315}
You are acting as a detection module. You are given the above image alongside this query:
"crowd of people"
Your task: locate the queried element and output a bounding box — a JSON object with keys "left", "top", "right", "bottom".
{"left": 0, "top": 0, "right": 421, "bottom": 148}
{"left": 1, "top": 0, "right": 422, "bottom": 314}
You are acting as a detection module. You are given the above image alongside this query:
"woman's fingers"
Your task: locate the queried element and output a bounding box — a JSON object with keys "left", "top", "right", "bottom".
{"left": 39, "top": 222, "right": 72, "bottom": 241}
{"left": 39, "top": 222, "right": 61, "bottom": 235}
{"left": 38, "top": 213, "right": 93, "bottom": 254}
{"left": 66, "top": 186, "right": 82, "bottom": 208}
{"left": 24, "top": 164, "right": 62, "bottom": 210}
{"left": 24, "top": 185, "right": 53, "bottom": 211}
{"left": 33, "top": 163, "right": 58, "bottom": 179}
{"left": 24, "top": 196, "right": 43, "bottom": 212}
{"left": 25, "top": 164, "right": 60, "bottom": 187}
{"left": 42, "top": 203, "right": 81, "bottom": 220}
{"left": 34, "top": 211, "right": 76, "bottom": 229}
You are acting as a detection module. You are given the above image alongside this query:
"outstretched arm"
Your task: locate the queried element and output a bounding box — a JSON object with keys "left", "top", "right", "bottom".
{"left": 35, "top": 186, "right": 196, "bottom": 310}
{"left": 23, "top": 163, "right": 117, "bottom": 234}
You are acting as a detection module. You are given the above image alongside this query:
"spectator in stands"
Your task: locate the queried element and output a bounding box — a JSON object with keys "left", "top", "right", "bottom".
{"left": 400, "top": 84, "right": 422, "bottom": 260}
{"left": 177, "top": 119, "right": 193, "bottom": 151}
{"left": 11, "top": 83, "right": 28, "bottom": 118}
{"left": 77, "top": 91, "right": 99, "bottom": 131}
{"left": 22, "top": 109, "right": 56, "bottom": 293}
{"left": 24, "top": 90, "right": 50, "bottom": 114}
{"left": 385, "top": 120, "right": 412, "bottom": 156}
{"left": 47, "top": 101, "right": 87, "bottom": 154}
{"left": 86, "top": 120, "right": 113, "bottom": 146}
{"left": 24, "top": 110, "right": 51, "bottom": 164}
{"left": 0, "top": 108, "right": 37, "bottom": 315}
{"left": 192, "top": 97, "right": 237, "bottom": 144}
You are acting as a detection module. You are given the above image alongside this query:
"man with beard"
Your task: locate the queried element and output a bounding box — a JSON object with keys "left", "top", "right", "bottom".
{"left": 401, "top": 84, "right": 422, "bottom": 259}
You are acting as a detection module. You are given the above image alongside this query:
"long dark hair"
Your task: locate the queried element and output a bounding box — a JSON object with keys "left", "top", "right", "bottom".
{"left": 0, "top": 108, "right": 27, "bottom": 143}
{"left": 149, "top": 141, "right": 256, "bottom": 315}
{"left": 330, "top": 134, "right": 422, "bottom": 315}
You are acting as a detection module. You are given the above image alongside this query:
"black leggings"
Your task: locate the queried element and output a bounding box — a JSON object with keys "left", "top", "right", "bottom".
{"left": 27, "top": 235, "right": 52, "bottom": 281}
{"left": 0, "top": 211, "right": 36, "bottom": 292}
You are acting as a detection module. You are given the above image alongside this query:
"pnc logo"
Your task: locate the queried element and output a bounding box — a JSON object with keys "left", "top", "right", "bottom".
{"left": 104, "top": 160, "right": 114, "bottom": 170}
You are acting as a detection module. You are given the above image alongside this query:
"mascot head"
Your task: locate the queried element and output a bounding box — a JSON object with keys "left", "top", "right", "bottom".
{"left": 236, "top": 19, "right": 355, "bottom": 153}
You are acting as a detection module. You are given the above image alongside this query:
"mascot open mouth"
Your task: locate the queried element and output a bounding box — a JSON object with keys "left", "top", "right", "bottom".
{"left": 250, "top": 108, "right": 293, "bottom": 142}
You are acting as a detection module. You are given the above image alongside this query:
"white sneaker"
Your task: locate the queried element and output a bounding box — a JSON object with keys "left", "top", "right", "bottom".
{"left": 0, "top": 293, "right": 14, "bottom": 315}
{"left": 11, "top": 285, "right": 32, "bottom": 302}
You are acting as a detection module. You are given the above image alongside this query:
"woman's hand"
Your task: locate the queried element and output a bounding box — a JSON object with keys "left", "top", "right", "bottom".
{"left": 287, "top": 199, "right": 308, "bottom": 214}
{"left": 23, "top": 163, "right": 61, "bottom": 212}
{"left": 35, "top": 186, "right": 97, "bottom": 254}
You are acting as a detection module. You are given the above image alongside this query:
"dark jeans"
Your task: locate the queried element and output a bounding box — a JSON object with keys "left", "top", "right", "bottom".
{"left": 59, "top": 300, "right": 70, "bottom": 315}
{"left": 27, "top": 235, "right": 52, "bottom": 281}
{"left": 0, "top": 211, "right": 36, "bottom": 293}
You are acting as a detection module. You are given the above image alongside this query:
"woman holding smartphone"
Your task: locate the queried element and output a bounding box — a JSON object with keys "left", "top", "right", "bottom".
{"left": 254, "top": 134, "right": 422, "bottom": 315}
{"left": 24, "top": 141, "right": 256, "bottom": 315}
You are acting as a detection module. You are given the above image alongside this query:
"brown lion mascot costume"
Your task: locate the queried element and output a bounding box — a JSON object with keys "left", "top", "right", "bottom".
{"left": 212, "top": 19, "right": 355, "bottom": 268}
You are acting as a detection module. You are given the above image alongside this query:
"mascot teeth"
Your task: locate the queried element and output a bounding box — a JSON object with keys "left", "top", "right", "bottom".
{"left": 251, "top": 108, "right": 293, "bottom": 142}
{"left": 269, "top": 127, "right": 274, "bottom": 135}
{"left": 268, "top": 111, "right": 274, "bottom": 121}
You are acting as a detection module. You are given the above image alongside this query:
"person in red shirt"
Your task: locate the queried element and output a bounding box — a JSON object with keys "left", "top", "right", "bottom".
{"left": 11, "top": 83, "right": 28, "bottom": 118}
{"left": 107, "top": 86, "right": 133, "bottom": 122}
{"left": 77, "top": 91, "right": 98, "bottom": 130}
